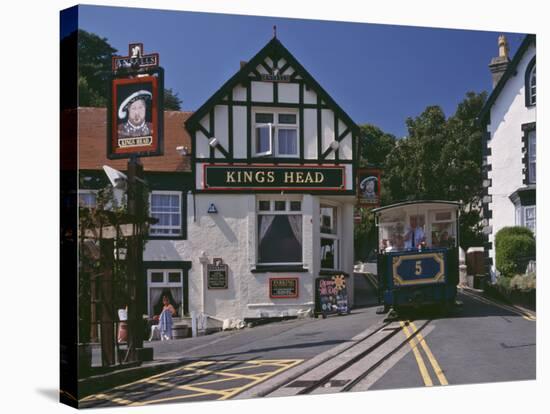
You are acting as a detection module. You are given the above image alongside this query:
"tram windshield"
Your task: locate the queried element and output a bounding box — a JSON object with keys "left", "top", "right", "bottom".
{"left": 376, "top": 203, "right": 458, "bottom": 253}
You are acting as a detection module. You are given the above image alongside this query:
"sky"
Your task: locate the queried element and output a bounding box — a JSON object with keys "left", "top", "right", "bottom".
{"left": 73, "top": 5, "right": 527, "bottom": 138}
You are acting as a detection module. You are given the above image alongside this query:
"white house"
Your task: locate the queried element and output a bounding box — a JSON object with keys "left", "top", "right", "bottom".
{"left": 479, "top": 34, "right": 536, "bottom": 279}
{"left": 148, "top": 35, "right": 360, "bottom": 322}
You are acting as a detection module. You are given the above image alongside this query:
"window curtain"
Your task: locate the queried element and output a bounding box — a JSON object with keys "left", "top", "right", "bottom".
{"left": 149, "top": 288, "right": 163, "bottom": 316}
{"left": 259, "top": 215, "right": 275, "bottom": 243}
{"left": 287, "top": 215, "right": 302, "bottom": 245}
{"left": 169, "top": 287, "right": 183, "bottom": 315}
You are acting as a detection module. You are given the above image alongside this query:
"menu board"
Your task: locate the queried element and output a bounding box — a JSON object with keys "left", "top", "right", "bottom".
{"left": 315, "top": 275, "right": 349, "bottom": 316}
{"left": 269, "top": 278, "right": 299, "bottom": 298}
{"left": 207, "top": 259, "right": 228, "bottom": 289}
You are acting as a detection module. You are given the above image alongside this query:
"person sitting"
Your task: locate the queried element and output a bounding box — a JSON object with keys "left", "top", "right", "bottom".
{"left": 149, "top": 295, "right": 177, "bottom": 341}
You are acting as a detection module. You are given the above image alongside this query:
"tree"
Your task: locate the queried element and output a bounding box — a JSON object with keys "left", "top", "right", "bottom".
{"left": 164, "top": 88, "right": 183, "bottom": 110}
{"left": 355, "top": 124, "right": 396, "bottom": 260}
{"left": 382, "top": 91, "right": 487, "bottom": 249}
{"left": 76, "top": 29, "right": 182, "bottom": 109}
{"left": 77, "top": 30, "right": 117, "bottom": 107}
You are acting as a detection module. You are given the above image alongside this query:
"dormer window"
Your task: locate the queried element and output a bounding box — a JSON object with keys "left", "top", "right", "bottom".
{"left": 254, "top": 111, "right": 298, "bottom": 157}
{"left": 525, "top": 57, "right": 536, "bottom": 107}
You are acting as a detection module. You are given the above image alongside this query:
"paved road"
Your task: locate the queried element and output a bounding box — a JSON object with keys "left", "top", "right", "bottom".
{"left": 80, "top": 273, "right": 535, "bottom": 407}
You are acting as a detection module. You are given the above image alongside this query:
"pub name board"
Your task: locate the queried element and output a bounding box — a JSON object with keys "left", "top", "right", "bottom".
{"left": 204, "top": 165, "right": 345, "bottom": 190}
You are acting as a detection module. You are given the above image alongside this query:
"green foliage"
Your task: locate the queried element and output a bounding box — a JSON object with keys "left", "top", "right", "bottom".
{"left": 495, "top": 230, "right": 536, "bottom": 277}
{"left": 382, "top": 91, "right": 487, "bottom": 249}
{"left": 77, "top": 29, "right": 182, "bottom": 109}
{"left": 358, "top": 124, "right": 396, "bottom": 168}
{"left": 495, "top": 226, "right": 534, "bottom": 250}
{"left": 496, "top": 275, "right": 512, "bottom": 292}
{"left": 77, "top": 30, "right": 117, "bottom": 107}
{"left": 510, "top": 272, "right": 536, "bottom": 292}
{"left": 164, "top": 88, "right": 183, "bottom": 110}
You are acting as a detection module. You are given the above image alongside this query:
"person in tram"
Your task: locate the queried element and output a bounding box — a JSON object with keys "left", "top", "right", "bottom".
{"left": 404, "top": 216, "right": 425, "bottom": 250}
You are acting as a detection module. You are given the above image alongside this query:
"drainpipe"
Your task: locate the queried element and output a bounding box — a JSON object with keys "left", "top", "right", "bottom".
{"left": 198, "top": 251, "right": 209, "bottom": 314}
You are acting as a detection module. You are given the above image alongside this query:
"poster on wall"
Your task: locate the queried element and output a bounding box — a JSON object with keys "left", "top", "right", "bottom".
{"left": 357, "top": 167, "right": 381, "bottom": 207}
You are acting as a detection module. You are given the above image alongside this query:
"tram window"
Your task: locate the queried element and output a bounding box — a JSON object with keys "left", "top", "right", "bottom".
{"left": 431, "top": 222, "right": 456, "bottom": 248}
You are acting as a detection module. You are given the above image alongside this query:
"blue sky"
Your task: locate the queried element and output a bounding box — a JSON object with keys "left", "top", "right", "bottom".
{"left": 74, "top": 5, "right": 527, "bottom": 138}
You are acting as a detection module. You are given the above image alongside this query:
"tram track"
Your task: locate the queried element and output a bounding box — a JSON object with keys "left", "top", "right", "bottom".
{"left": 264, "top": 318, "right": 434, "bottom": 397}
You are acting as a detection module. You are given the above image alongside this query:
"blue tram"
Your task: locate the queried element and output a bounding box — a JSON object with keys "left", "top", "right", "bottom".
{"left": 372, "top": 201, "right": 460, "bottom": 312}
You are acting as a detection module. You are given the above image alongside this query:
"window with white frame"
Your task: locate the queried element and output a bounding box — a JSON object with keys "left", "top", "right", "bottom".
{"left": 528, "top": 130, "right": 536, "bottom": 183}
{"left": 515, "top": 205, "right": 536, "bottom": 236}
{"left": 78, "top": 190, "right": 97, "bottom": 208}
{"left": 257, "top": 199, "right": 302, "bottom": 264}
{"left": 149, "top": 191, "right": 182, "bottom": 236}
{"left": 254, "top": 111, "right": 298, "bottom": 157}
{"left": 320, "top": 204, "right": 339, "bottom": 269}
{"left": 529, "top": 64, "right": 536, "bottom": 106}
{"left": 147, "top": 269, "right": 183, "bottom": 316}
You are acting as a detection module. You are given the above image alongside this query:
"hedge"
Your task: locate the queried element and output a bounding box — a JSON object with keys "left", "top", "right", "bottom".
{"left": 495, "top": 228, "right": 536, "bottom": 277}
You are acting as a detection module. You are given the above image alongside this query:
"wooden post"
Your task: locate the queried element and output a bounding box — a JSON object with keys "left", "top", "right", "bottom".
{"left": 99, "top": 238, "right": 115, "bottom": 366}
{"left": 125, "top": 156, "right": 145, "bottom": 362}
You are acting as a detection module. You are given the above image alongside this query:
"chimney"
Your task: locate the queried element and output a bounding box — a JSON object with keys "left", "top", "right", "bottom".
{"left": 240, "top": 60, "right": 247, "bottom": 69}
{"left": 489, "top": 34, "right": 510, "bottom": 88}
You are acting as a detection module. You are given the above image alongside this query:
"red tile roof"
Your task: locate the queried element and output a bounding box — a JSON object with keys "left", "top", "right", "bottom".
{"left": 76, "top": 107, "right": 192, "bottom": 172}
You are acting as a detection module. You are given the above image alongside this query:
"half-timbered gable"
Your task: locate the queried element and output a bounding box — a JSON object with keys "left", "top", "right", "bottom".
{"left": 186, "top": 37, "right": 358, "bottom": 194}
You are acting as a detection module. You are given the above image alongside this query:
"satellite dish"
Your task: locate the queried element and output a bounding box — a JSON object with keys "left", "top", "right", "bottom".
{"left": 103, "top": 165, "right": 128, "bottom": 190}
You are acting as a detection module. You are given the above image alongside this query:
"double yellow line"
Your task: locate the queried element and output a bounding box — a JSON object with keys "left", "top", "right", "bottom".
{"left": 400, "top": 321, "right": 448, "bottom": 387}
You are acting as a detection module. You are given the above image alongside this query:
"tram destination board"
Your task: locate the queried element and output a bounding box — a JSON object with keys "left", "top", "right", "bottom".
{"left": 207, "top": 259, "right": 228, "bottom": 289}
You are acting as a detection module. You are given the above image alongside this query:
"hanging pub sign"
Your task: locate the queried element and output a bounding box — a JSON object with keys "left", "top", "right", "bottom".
{"left": 107, "top": 43, "right": 164, "bottom": 159}
{"left": 112, "top": 43, "right": 159, "bottom": 72}
{"left": 269, "top": 278, "right": 299, "bottom": 299}
{"left": 207, "top": 258, "right": 229, "bottom": 289}
{"left": 203, "top": 165, "right": 345, "bottom": 191}
{"left": 357, "top": 167, "right": 381, "bottom": 207}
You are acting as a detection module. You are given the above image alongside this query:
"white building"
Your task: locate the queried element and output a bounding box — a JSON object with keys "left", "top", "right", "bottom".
{"left": 150, "top": 36, "right": 360, "bottom": 322}
{"left": 479, "top": 34, "right": 536, "bottom": 279}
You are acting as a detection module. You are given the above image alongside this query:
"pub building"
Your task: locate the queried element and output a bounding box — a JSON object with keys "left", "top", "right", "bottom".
{"left": 180, "top": 35, "right": 360, "bottom": 322}
{"left": 77, "top": 35, "right": 360, "bottom": 328}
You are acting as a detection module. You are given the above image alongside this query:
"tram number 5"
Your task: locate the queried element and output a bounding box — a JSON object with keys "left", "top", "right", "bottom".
{"left": 415, "top": 260, "right": 423, "bottom": 276}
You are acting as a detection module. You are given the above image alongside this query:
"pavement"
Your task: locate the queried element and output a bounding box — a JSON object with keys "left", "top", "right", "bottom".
{"left": 77, "top": 269, "right": 536, "bottom": 407}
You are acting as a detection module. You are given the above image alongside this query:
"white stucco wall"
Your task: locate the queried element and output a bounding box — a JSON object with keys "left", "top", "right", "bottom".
{"left": 144, "top": 192, "right": 356, "bottom": 320}
{"left": 486, "top": 44, "right": 536, "bottom": 277}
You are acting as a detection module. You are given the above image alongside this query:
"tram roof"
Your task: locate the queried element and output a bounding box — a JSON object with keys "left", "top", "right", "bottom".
{"left": 371, "top": 200, "right": 461, "bottom": 214}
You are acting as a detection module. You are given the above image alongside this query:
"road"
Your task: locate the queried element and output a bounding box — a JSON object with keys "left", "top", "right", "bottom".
{"left": 80, "top": 273, "right": 535, "bottom": 407}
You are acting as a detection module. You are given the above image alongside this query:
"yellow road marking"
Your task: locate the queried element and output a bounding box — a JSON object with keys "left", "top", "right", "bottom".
{"left": 400, "top": 321, "right": 433, "bottom": 387}
{"left": 408, "top": 321, "right": 448, "bottom": 385}
{"left": 85, "top": 393, "right": 135, "bottom": 406}
{"left": 461, "top": 289, "right": 536, "bottom": 321}
{"left": 80, "top": 359, "right": 303, "bottom": 406}
{"left": 218, "top": 359, "right": 303, "bottom": 400}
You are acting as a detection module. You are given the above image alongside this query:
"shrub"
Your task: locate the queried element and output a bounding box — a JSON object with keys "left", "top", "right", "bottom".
{"left": 495, "top": 226, "right": 534, "bottom": 250}
{"left": 510, "top": 272, "right": 536, "bottom": 292}
{"left": 496, "top": 275, "right": 512, "bottom": 292}
{"left": 495, "top": 231, "right": 536, "bottom": 277}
